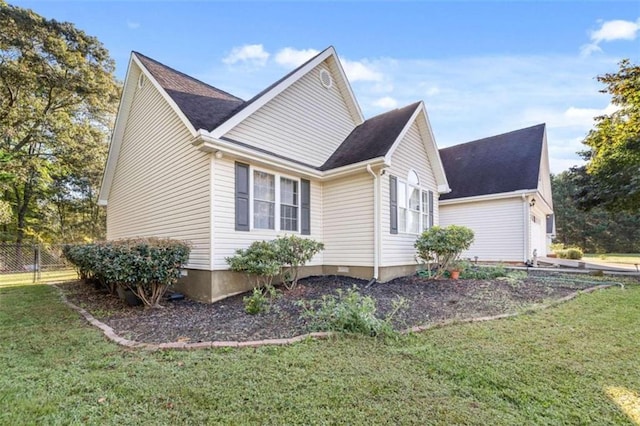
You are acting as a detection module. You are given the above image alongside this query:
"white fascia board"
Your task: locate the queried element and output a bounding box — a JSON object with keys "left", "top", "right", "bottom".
{"left": 98, "top": 55, "right": 137, "bottom": 206}
{"left": 210, "top": 47, "right": 339, "bottom": 139}
{"left": 193, "top": 131, "right": 386, "bottom": 181}
{"left": 331, "top": 54, "right": 365, "bottom": 124}
{"left": 439, "top": 189, "right": 538, "bottom": 206}
{"left": 383, "top": 101, "right": 451, "bottom": 193}
{"left": 131, "top": 54, "right": 198, "bottom": 137}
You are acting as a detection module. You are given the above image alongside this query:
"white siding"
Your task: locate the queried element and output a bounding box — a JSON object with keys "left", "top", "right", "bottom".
{"left": 106, "top": 72, "right": 211, "bottom": 269}
{"left": 224, "top": 59, "right": 357, "bottom": 168}
{"left": 440, "top": 198, "right": 525, "bottom": 262}
{"left": 323, "top": 174, "right": 374, "bottom": 266}
{"left": 381, "top": 121, "right": 440, "bottom": 266}
{"left": 211, "top": 158, "right": 324, "bottom": 269}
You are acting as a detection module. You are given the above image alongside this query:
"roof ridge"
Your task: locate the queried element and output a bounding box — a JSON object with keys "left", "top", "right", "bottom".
{"left": 132, "top": 51, "right": 244, "bottom": 102}
{"left": 441, "top": 123, "right": 545, "bottom": 151}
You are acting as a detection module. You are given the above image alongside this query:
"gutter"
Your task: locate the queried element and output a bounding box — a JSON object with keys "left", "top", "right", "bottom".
{"left": 192, "top": 131, "right": 388, "bottom": 181}
{"left": 366, "top": 164, "right": 379, "bottom": 281}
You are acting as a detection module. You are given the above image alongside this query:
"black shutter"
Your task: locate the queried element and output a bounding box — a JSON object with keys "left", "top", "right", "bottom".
{"left": 301, "top": 179, "right": 311, "bottom": 235}
{"left": 390, "top": 176, "right": 398, "bottom": 234}
{"left": 428, "top": 190, "right": 434, "bottom": 228}
{"left": 235, "top": 162, "right": 250, "bottom": 231}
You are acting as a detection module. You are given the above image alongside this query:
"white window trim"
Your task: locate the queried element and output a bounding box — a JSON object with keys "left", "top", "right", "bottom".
{"left": 250, "top": 166, "right": 301, "bottom": 233}
{"left": 398, "top": 170, "right": 432, "bottom": 235}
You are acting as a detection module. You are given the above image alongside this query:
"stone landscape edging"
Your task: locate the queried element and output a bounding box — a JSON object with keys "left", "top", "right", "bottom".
{"left": 52, "top": 283, "right": 614, "bottom": 351}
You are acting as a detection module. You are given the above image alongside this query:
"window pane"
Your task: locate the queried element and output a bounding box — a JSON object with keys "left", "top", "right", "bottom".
{"left": 409, "top": 187, "right": 420, "bottom": 210}
{"left": 280, "top": 178, "right": 298, "bottom": 206}
{"left": 398, "top": 182, "right": 407, "bottom": 208}
{"left": 254, "top": 171, "right": 275, "bottom": 201}
{"left": 421, "top": 191, "right": 428, "bottom": 213}
{"left": 399, "top": 207, "right": 407, "bottom": 232}
{"left": 281, "top": 205, "right": 298, "bottom": 231}
{"left": 422, "top": 213, "right": 429, "bottom": 231}
{"left": 408, "top": 210, "right": 420, "bottom": 234}
{"left": 254, "top": 200, "right": 275, "bottom": 229}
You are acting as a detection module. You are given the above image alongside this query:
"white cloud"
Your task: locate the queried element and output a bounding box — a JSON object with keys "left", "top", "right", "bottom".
{"left": 372, "top": 96, "right": 398, "bottom": 109}
{"left": 223, "top": 44, "right": 270, "bottom": 67}
{"left": 581, "top": 18, "right": 640, "bottom": 56}
{"left": 274, "top": 47, "right": 320, "bottom": 68}
{"left": 340, "top": 57, "right": 383, "bottom": 82}
{"left": 126, "top": 20, "right": 140, "bottom": 30}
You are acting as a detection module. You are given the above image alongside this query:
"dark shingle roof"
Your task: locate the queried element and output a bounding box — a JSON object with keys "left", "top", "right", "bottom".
{"left": 439, "top": 124, "right": 545, "bottom": 200}
{"left": 320, "top": 102, "right": 420, "bottom": 170}
{"left": 134, "top": 52, "right": 245, "bottom": 131}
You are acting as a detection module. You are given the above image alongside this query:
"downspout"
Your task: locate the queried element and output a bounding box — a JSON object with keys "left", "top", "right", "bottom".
{"left": 522, "top": 194, "right": 530, "bottom": 263}
{"left": 366, "top": 165, "right": 379, "bottom": 281}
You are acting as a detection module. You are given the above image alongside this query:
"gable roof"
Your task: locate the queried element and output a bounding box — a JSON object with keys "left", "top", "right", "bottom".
{"left": 320, "top": 102, "right": 421, "bottom": 170}
{"left": 439, "top": 124, "right": 545, "bottom": 200}
{"left": 134, "top": 52, "right": 244, "bottom": 132}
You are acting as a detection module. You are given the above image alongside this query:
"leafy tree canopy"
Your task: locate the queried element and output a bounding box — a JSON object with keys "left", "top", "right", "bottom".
{"left": 575, "top": 59, "right": 640, "bottom": 212}
{"left": 0, "top": 2, "right": 120, "bottom": 243}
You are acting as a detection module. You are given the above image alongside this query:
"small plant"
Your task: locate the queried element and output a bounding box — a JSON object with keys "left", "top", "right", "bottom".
{"left": 299, "top": 287, "right": 406, "bottom": 338}
{"left": 243, "top": 287, "right": 271, "bottom": 315}
{"left": 497, "top": 270, "right": 528, "bottom": 287}
{"left": 415, "top": 225, "right": 475, "bottom": 279}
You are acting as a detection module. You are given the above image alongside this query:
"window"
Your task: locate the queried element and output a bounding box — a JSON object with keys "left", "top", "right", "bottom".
{"left": 280, "top": 177, "right": 298, "bottom": 231}
{"left": 396, "top": 170, "right": 433, "bottom": 234}
{"left": 253, "top": 171, "right": 275, "bottom": 229}
{"left": 251, "top": 169, "right": 301, "bottom": 232}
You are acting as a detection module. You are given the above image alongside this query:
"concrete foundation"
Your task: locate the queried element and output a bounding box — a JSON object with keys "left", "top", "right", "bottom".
{"left": 177, "top": 264, "right": 422, "bottom": 303}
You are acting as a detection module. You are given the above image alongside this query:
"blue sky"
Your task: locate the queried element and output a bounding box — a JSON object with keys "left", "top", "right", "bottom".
{"left": 12, "top": 1, "right": 640, "bottom": 172}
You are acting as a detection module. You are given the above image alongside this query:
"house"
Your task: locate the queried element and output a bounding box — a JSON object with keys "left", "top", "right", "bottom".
{"left": 439, "top": 124, "right": 555, "bottom": 263}
{"left": 98, "top": 46, "right": 451, "bottom": 302}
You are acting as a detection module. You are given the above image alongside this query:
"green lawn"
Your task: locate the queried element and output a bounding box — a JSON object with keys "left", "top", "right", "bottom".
{"left": 0, "top": 269, "right": 77, "bottom": 287}
{"left": 584, "top": 253, "right": 640, "bottom": 266}
{"left": 1, "top": 278, "right": 639, "bottom": 424}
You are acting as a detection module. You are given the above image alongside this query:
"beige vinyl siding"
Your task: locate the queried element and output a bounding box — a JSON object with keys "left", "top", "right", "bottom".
{"left": 211, "top": 158, "right": 324, "bottom": 269}
{"left": 323, "top": 173, "right": 374, "bottom": 266}
{"left": 440, "top": 198, "right": 525, "bottom": 262}
{"left": 381, "top": 121, "right": 439, "bottom": 266}
{"left": 530, "top": 204, "right": 548, "bottom": 257}
{"left": 224, "top": 59, "right": 357, "bottom": 168}
{"left": 106, "top": 71, "right": 211, "bottom": 269}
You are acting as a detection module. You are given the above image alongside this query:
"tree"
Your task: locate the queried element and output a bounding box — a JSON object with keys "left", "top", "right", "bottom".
{"left": 576, "top": 59, "right": 640, "bottom": 213}
{"left": 552, "top": 172, "right": 640, "bottom": 253}
{"left": 0, "top": 2, "right": 119, "bottom": 244}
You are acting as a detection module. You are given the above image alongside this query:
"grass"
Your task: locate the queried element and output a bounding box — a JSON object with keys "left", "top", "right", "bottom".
{"left": 1, "top": 278, "right": 639, "bottom": 424}
{"left": 584, "top": 253, "right": 640, "bottom": 266}
{"left": 0, "top": 269, "right": 77, "bottom": 287}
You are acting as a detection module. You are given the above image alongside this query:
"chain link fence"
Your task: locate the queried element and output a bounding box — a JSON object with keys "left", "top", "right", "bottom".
{"left": 0, "top": 243, "right": 72, "bottom": 282}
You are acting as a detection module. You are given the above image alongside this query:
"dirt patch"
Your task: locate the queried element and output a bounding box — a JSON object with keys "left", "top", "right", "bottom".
{"left": 57, "top": 273, "right": 607, "bottom": 344}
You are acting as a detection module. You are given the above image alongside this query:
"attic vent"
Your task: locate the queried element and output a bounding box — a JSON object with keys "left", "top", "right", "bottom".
{"left": 138, "top": 74, "right": 146, "bottom": 89}
{"left": 319, "top": 69, "right": 332, "bottom": 89}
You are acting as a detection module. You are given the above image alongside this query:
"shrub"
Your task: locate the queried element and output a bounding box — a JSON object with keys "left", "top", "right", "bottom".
{"left": 226, "top": 240, "right": 281, "bottom": 289}
{"left": 553, "top": 244, "right": 584, "bottom": 260}
{"left": 273, "top": 235, "right": 324, "bottom": 290}
{"left": 63, "top": 238, "right": 191, "bottom": 308}
{"left": 459, "top": 264, "right": 508, "bottom": 280}
{"left": 415, "top": 225, "right": 475, "bottom": 279}
{"left": 299, "top": 287, "right": 406, "bottom": 338}
{"left": 227, "top": 236, "right": 325, "bottom": 291}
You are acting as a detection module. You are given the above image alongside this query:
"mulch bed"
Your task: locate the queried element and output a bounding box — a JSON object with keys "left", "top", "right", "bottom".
{"left": 57, "top": 273, "right": 605, "bottom": 344}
